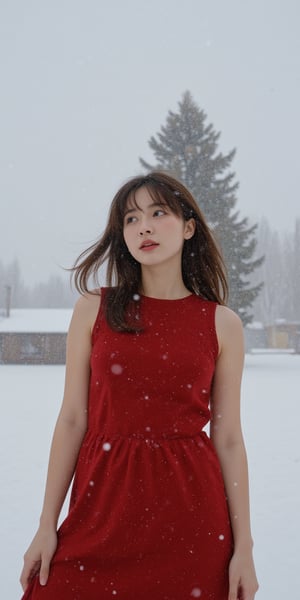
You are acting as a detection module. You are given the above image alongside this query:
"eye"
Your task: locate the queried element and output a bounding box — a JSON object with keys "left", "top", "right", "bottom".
{"left": 125, "top": 215, "right": 137, "bottom": 224}
{"left": 153, "top": 209, "right": 167, "bottom": 217}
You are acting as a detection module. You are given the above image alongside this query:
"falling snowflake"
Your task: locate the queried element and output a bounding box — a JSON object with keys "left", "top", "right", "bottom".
{"left": 191, "top": 587, "right": 202, "bottom": 597}
{"left": 103, "top": 442, "right": 111, "bottom": 452}
{"left": 111, "top": 364, "right": 123, "bottom": 375}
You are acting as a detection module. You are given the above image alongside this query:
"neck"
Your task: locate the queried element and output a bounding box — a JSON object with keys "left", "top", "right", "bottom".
{"left": 140, "top": 263, "right": 190, "bottom": 300}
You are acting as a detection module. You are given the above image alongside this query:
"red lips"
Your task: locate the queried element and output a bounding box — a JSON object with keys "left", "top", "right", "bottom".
{"left": 139, "top": 239, "right": 159, "bottom": 249}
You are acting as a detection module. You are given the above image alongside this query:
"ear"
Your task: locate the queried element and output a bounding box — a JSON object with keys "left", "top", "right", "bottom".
{"left": 184, "top": 218, "right": 196, "bottom": 240}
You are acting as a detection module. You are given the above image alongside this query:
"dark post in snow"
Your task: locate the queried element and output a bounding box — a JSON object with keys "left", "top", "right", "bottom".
{"left": 5, "top": 285, "right": 12, "bottom": 318}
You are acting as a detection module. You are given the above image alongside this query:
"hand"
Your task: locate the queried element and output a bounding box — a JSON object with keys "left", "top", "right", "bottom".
{"left": 20, "top": 527, "right": 57, "bottom": 592}
{"left": 228, "top": 549, "right": 259, "bottom": 600}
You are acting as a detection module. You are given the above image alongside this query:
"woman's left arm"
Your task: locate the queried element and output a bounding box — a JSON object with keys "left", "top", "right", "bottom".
{"left": 211, "top": 305, "right": 259, "bottom": 600}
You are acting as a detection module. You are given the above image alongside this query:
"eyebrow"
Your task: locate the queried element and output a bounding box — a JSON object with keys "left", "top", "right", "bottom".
{"left": 124, "top": 202, "right": 167, "bottom": 217}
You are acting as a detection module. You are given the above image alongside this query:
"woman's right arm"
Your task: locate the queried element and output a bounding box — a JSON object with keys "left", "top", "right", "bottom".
{"left": 20, "top": 292, "right": 100, "bottom": 592}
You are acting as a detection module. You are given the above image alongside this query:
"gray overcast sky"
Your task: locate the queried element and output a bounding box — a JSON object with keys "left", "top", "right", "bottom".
{"left": 1, "top": 0, "right": 299, "bottom": 285}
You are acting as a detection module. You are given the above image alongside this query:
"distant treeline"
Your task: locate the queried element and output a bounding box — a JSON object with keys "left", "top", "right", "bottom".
{"left": 249, "top": 217, "right": 300, "bottom": 324}
{"left": 0, "top": 260, "right": 77, "bottom": 309}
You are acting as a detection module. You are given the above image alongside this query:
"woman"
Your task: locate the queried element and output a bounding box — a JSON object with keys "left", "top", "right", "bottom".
{"left": 20, "top": 171, "right": 259, "bottom": 600}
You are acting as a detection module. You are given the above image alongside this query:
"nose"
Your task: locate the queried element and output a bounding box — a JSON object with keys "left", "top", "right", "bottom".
{"left": 138, "top": 219, "right": 153, "bottom": 236}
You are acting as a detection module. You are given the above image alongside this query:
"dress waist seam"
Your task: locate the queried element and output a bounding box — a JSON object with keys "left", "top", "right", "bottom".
{"left": 86, "top": 431, "right": 208, "bottom": 442}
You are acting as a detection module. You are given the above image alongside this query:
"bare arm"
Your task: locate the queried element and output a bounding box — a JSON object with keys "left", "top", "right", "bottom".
{"left": 20, "top": 292, "right": 100, "bottom": 592}
{"left": 211, "top": 305, "right": 259, "bottom": 600}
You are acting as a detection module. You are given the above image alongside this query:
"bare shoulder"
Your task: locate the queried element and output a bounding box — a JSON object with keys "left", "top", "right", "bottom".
{"left": 71, "top": 289, "right": 101, "bottom": 335}
{"left": 215, "top": 305, "right": 244, "bottom": 354}
{"left": 215, "top": 304, "right": 243, "bottom": 330}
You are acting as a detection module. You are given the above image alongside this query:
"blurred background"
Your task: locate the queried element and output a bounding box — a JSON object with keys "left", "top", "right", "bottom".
{"left": 0, "top": 2, "right": 299, "bottom": 599}
{"left": 1, "top": 0, "right": 299, "bottom": 321}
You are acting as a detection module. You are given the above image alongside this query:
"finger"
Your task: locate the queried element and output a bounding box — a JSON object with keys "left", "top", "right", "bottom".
{"left": 239, "top": 587, "right": 257, "bottom": 600}
{"left": 228, "top": 578, "right": 239, "bottom": 600}
{"left": 39, "top": 556, "right": 51, "bottom": 586}
{"left": 20, "top": 571, "right": 28, "bottom": 594}
{"left": 20, "top": 561, "right": 40, "bottom": 592}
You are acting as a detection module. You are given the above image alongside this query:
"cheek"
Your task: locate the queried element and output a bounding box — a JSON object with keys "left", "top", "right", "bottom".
{"left": 123, "top": 229, "right": 135, "bottom": 252}
{"left": 164, "top": 219, "right": 185, "bottom": 238}
{"left": 122, "top": 228, "right": 130, "bottom": 245}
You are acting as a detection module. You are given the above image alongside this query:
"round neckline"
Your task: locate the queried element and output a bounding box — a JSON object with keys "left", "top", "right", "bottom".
{"left": 140, "top": 293, "right": 195, "bottom": 302}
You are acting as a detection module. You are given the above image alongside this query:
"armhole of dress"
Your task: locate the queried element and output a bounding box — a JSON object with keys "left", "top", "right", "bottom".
{"left": 91, "top": 287, "right": 106, "bottom": 345}
{"left": 211, "top": 302, "right": 220, "bottom": 360}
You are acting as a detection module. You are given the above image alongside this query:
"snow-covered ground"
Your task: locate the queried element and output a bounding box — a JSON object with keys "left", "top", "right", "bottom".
{"left": 0, "top": 309, "right": 72, "bottom": 332}
{"left": 1, "top": 354, "right": 299, "bottom": 599}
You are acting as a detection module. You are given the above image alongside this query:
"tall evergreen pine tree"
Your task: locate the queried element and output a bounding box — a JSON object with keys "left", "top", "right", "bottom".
{"left": 139, "top": 91, "right": 263, "bottom": 324}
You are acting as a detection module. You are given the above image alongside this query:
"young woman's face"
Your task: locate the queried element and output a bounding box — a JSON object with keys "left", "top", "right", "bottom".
{"left": 123, "top": 187, "right": 195, "bottom": 267}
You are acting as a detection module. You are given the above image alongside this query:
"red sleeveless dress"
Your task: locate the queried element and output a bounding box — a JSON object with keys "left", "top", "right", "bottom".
{"left": 22, "top": 289, "right": 233, "bottom": 600}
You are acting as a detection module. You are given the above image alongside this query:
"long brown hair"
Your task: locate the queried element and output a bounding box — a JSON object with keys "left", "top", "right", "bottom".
{"left": 71, "top": 171, "right": 228, "bottom": 332}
